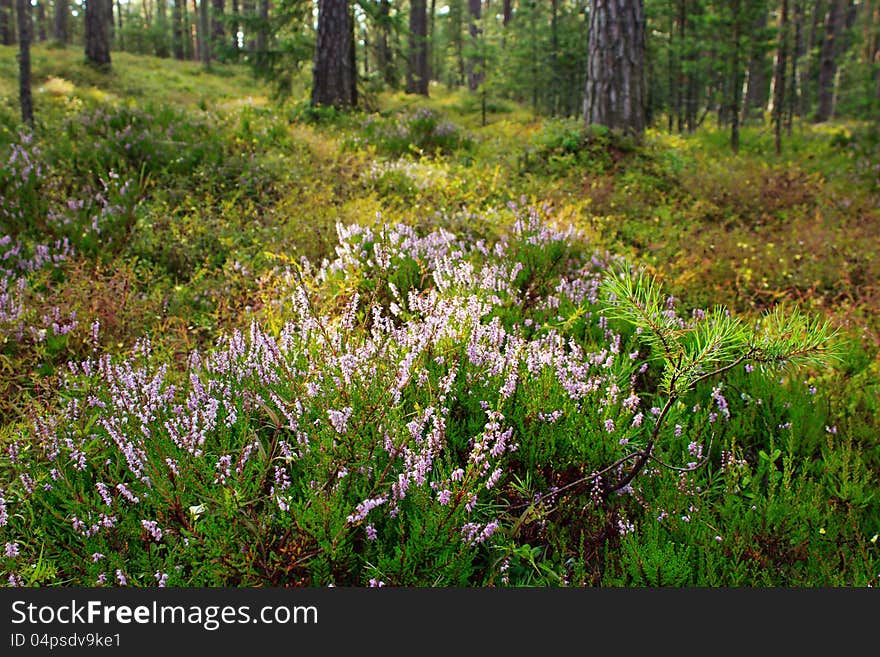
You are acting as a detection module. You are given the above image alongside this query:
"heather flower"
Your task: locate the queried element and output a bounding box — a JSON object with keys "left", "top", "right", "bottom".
{"left": 155, "top": 571, "right": 169, "bottom": 587}
{"left": 116, "top": 570, "right": 127, "bottom": 586}
{"left": 327, "top": 407, "right": 354, "bottom": 434}
{"left": 604, "top": 418, "right": 615, "bottom": 433}
{"left": 5, "top": 542, "right": 19, "bottom": 558}
{"left": 141, "top": 519, "right": 163, "bottom": 542}
{"left": 365, "top": 525, "right": 378, "bottom": 540}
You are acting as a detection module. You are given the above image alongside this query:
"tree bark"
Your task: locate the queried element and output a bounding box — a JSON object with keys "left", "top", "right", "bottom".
{"left": 772, "top": 0, "right": 789, "bottom": 154}
{"left": 212, "top": 0, "right": 224, "bottom": 46}
{"left": 583, "top": 0, "right": 647, "bottom": 137}
{"left": 85, "top": 0, "right": 112, "bottom": 68}
{"left": 466, "top": 0, "right": 483, "bottom": 91}
{"left": 407, "top": 0, "right": 429, "bottom": 95}
{"left": 816, "top": 0, "right": 844, "bottom": 121}
{"left": 311, "top": 0, "right": 357, "bottom": 108}
{"left": 36, "top": 1, "right": 47, "bottom": 41}
{"left": 53, "top": 0, "right": 68, "bottom": 43}
{"left": 17, "top": 0, "right": 32, "bottom": 126}
{"left": 200, "top": 0, "right": 211, "bottom": 66}
{"left": 173, "top": 0, "right": 185, "bottom": 59}
{"left": 730, "top": 0, "right": 742, "bottom": 152}
{"left": 376, "top": 0, "right": 395, "bottom": 87}
{"left": 741, "top": 8, "right": 769, "bottom": 123}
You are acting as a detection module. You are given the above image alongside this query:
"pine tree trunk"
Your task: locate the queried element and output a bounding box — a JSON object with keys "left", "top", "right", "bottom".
{"left": 816, "top": 0, "right": 844, "bottom": 120}
{"left": 773, "top": 0, "right": 789, "bottom": 154}
{"left": 231, "top": 0, "right": 239, "bottom": 54}
{"left": 742, "top": 9, "right": 769, "bottom": 123}
{"left": 311, "top": 0, "right": 356, "bottom": 108}
{"left": 583, "top": 0, "right": 647, "bottom": 136}
{"left": 17, "top": 0, "right": 33, "bottom": 126}
{"left": 376, "top": 0, "right": 395, "bottom": 87}
{"left": 36, "top": 1, "right": 46, "bottom": 41}
{"left": 191, "top": 0, "right": 200, "bottom": 60}
{"left": 466, "top": 0, "right": 483, "bottom": 91}
{"left": 173, "top": 0, "right": 185, "bottom": 59}
{"left": 407, "top": 0, "right": 429, "bottom": 95}
{"left": 200, "top": 0, "right": 210, "bottom": 66}
{"left": 85, "top": 0, "right": 112, "bottom": 68}
{"left": 255, "top": 0, "right": 268, "bottom": 61}
{"left": 53, "top": 0, "right": 67, "bottom": 43}
{"left": 730, "top": 0, "right": 742, "bottom": 153}
{"left": 212, "top": 0, "right": 224, "bottom": 47}
{"left": 1, "top": 0, "right": 15, "bottom": 45}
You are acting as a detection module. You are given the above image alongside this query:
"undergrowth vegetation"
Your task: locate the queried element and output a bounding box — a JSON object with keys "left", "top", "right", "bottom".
{"left": 0, "top": 46, "right": 878, "bottom": 587}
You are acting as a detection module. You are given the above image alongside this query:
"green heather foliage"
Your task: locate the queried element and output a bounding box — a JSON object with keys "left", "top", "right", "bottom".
{"left": 0, "top": 46, "right": 879, "bottom": 587}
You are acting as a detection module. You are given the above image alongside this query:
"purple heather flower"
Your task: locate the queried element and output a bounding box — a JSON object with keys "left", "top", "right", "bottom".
{"left": 4, "top": 542, "right": 19, "bottom": 558}
{"left": 365, "top": 525, "right": 378, "bottom": 540}
{"left": 116, "top": 570, "right": 127, "bottom": 586}
{"left": 604, "top": 418, "right": 615, "bottom": 433}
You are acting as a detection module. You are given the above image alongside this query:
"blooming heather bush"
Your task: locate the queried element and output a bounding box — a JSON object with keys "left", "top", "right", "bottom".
{"left": 0, "top": 206, "right": 838, "bottom": 587}
{"left": 350, "top": 109, "right": 472, "bottom": 158}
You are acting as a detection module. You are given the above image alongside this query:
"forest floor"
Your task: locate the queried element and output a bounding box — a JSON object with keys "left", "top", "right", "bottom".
{"left": 1, "top": 46, "right": 878, "bottom": 586}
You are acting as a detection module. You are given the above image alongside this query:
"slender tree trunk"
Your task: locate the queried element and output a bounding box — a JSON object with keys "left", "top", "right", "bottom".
{"left": 243, "top": 0, "right": 254, "bottom": 52}
{"left": 731, "top": 0, "right": 742, "bottom": 152}
{"left": 231, "top": 0, "right": 239, "bottom": 55}
{"left": 211, "top": 0, "right": 224, "bottom": 51}
{"left": 466, "top": 0, "right": 483, "bottom": 91}
{"left": 788, "top": 0, "right": 803, "bottom": 131}
{"left": 17, "top": 0, "right": 32, "bottom": 126}
{"left": 376, "top": 0, "right": 395, "bottom": 87}
{"left": 155, "top": 0, "right": 169, "bottom": 57}
{"left": 85, "top": 0, "right": 112, "bottom": 67}
{"left": 311, "top": 0, "right": 356, "bottom": 108}
{"left": 173, "top": 0, "right": 185, "bottom": 59}
{"left": 676, "top": 0, "right": 686, "bottom": 132}
{"left": 816, "top": 0, "right": 844, "bottom": 120}
{"left": 200, "top": 0, "right": 210, "bottom": 66}
{"left": 773, "top": 0, "right": 789, "bottom": 154}
{"left": 742, "top": 9, "right": 769, "bottom": 123}
{"left": 551, "top": 0, "right": 559, "bottom": 115}
{"left": 116, "top": 0, "right": 124, "bottom": 51}
{"left": 35, "top": 1, "right": 46, "bottom": 41}
{"left": 584, "top": 0, "right": 647, "bottom": 136}
{"left": 53, "top": 0, "right": 67, "bottom": 43}
{"left": 255, "top": 0, "right": 268, "bottom": 56}
{"left": 191, "top": 0, "right": 200, "bottom": 60}
{"left": 0, "top": 0, "right": 14, "bottom": 46}
{"left": 407, "top": 0, "right": 429, "bottom": 95}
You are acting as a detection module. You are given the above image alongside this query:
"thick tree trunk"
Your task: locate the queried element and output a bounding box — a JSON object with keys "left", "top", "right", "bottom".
{"left": 53, "top": 0, "right": 67, "bottom": 43}
{"left": 583, "top": 0, "right": 647, "bottom": 136}
{"left": 85, "top": 0, "right": 112, "bottom": 68}
{"left": 407, "top": 0, "right": 429, "bottom": 95}
{"left": 17, "top": 0, "right": 32, "bottom": 126}
{"left": 466, "top": 0, "right": 483, "bottom": 91}
{"left": 311, "top": 0, "right": 356, "bottom": 108}
{"left": 816, "top": 0, "right": 844, "bottom": 120}
{"left": 173, "top": 0, "right": 185, "bottom": 59}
